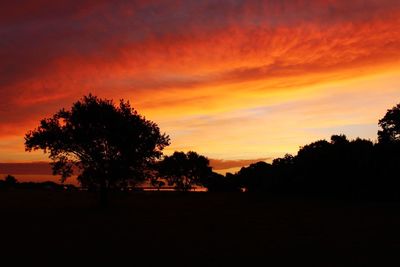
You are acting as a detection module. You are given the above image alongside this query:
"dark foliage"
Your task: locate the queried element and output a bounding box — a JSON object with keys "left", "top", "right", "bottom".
{"left": 236, "top": 161, "right": 273, "bottom": 192}
{"left": 378, "top": 103, "right": 400, "bottom": 144}
{"left": 25, "top": 94, "right": 170, "bottom": 189}
{"left": 200, "top": 171, "right": 241, "bottom": 192}
{"left": 24, "top": 94, "right": 170, "bottom": 205}
{"left": 228, "top": 134, "right": 400, "bottom": 200}
{"left": 158, "top": 151, "right": 212, "bottom": 191}
{"left": 4, "top": 174, "right": 18, "bottom": 185}
{"left": 0, "top": 174, "right": 18, "bottom": 189}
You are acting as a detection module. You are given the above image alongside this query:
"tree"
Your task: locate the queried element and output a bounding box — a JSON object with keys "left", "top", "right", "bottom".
{"left": 237, "top": 161, "right": 273, "bottom": 192}
{"left": 330, "top": 134, "right": 349, "bottom": 146}
{"left": 25, "top": 94, "right": 170, "bottom": 205}
{"left": 4, "top": 175, "right": 18, "bottom": 186}
{"left": 158, "top": 151, "right": 212, "bottom": 191}
{"left": 378, "top": 103, "right": 400, "bottom": 144}
{"left": 272, "top": 154, "right": 295, "bottom": 192}
{"left": 200, "top": 171, "right": 241, "bottom": 192}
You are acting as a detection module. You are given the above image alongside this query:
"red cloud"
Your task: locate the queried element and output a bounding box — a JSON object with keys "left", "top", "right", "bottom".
{"left": 1, "top": 0, "right": 400, "bottom": 164}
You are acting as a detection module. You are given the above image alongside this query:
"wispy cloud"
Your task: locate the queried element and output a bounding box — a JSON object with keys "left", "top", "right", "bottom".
{"left": 1, "top": 0, "right": 400, "bottom": 166}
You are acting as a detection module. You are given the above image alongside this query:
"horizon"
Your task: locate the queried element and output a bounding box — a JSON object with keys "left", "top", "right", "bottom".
{"left": 1, "top": 1, "right": 400, "bottom": 183}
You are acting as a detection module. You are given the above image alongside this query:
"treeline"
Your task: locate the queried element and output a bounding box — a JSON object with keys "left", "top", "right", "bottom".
{"left": 202, "top": 136, "right": 400, "bottom": 200}
{"left": 153, "top": 102, "right": 400, "bottom": 200}
{"left": 23, "top": 94, "right": 400, "bottom": 204}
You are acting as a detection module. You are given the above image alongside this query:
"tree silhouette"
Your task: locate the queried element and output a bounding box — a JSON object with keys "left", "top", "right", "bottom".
{"left": 200, "top": 171, "right": 241, "bottom": 192}
{"left": 158, "top": 151, "right": 212, "bottom": 191}
{"left": 271, "top": 154, "right": 295, "bottom": 193}
{"left": 378, "top": 103, "right": 400, "bottom": 144}
{"left": 237, "top": 161, "right": 273, "bottom": 193}
{"left": 25, "top": 94, "right": 170, "bottom": 206}
{"left": 4, "top": 174, "right": 18, "bottom": 186}
{"left": 229, "top": 135, "right": 381, "bottom": 198}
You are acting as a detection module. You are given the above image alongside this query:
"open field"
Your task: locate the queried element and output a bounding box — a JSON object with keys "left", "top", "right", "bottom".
{"left": 1, "top": 189, "right": 400, "bottom": 266}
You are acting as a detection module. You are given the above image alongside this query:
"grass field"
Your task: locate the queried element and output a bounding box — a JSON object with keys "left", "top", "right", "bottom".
{"left": 1, "top": 189, "right": 400, "bottom": 266}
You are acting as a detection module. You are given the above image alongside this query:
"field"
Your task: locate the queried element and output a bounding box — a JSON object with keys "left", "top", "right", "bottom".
{"left": 1, "top": 189, "right": 400, "bottom": 266}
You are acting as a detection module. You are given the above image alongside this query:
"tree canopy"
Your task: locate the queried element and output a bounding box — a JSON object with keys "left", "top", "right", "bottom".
{"left": 378, "top": 103, "right": 400, "bottom": 144}
{"left": 158, "top": 151, "right": 212, "bottom": 191}
{"left": 25, "top": 94, "right": 170, "bottom": 191}
{"left": 4, "top": 175, "right": 17, "bottom": 186}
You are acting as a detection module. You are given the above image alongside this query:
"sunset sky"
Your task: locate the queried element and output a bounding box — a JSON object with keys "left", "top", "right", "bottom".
{"left": 1, "top": 0, "right": 400, "bottom": 181}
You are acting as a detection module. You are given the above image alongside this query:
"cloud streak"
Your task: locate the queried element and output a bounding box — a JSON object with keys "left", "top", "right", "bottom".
{"left": 1, "top": 0, "right": 400, "bottom": 173}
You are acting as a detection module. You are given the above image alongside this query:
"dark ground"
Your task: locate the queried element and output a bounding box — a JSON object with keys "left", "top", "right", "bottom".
{"left": 1, "top": 190, "right": 400, "bottom": 266}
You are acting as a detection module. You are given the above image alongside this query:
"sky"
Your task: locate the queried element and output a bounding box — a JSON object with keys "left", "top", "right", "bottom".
{"left": 1, "top": 0, "right": 400, "bottom": 182}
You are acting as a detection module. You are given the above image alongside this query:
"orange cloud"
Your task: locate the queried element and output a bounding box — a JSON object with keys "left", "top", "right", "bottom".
{"left": 1, "top": 0, "right": 400, "bottom": 168}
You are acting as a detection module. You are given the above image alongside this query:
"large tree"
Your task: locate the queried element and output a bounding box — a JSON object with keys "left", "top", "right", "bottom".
{"left": 25, "top": 94, "right": 170, "bottom": 203}
{"left": 378, "top": 103, "right": 400, "bottom": 144}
